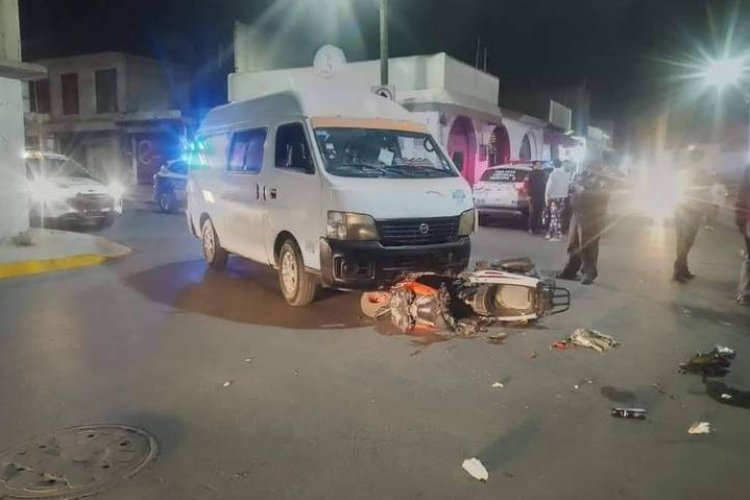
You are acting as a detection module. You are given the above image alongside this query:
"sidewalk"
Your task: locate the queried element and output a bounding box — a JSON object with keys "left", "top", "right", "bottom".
{"left": 0, "top": 228, "right": 131, "bottom": 280}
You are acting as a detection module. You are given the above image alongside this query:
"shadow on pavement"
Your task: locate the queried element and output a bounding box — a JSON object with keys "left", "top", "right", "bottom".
{"left": 672, "top": 303, "right": 750, "bottom": 330}
{"left": 123, "top": 259, "right": 368, "bottom": 330}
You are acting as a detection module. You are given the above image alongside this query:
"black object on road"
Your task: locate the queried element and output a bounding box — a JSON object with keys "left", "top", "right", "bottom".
{"left": 679, "top": 345, "right": 736, "bottom": 379}
{"left": 611, "top": 407, "right": 647, "bottom": 420}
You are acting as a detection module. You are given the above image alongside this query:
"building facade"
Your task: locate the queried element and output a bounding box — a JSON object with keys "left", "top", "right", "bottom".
{"left": 0, "top": 0, "right": 45, "bottom": 242}
{"left": 229, "top": 51, "right": 551, "bottom": 185}
{"left": 25, "top": 52, "right": 192, "bottom": 184}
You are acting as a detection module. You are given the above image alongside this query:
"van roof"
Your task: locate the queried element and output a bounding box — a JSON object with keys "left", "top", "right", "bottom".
{"left": 199, "top": 88, "right": 417, "bottom": 135}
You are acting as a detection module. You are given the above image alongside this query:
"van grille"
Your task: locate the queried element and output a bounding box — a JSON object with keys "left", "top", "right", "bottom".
{"left": 376, "top": 217, "right": 459, "bottom": 246}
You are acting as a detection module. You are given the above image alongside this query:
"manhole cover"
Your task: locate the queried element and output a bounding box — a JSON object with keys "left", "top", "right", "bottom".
{"left": 0, "top": 424, "right": 157, "bottom": 499}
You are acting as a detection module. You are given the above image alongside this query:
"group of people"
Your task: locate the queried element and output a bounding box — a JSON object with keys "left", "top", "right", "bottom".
{"left": 519, "top": 152, "right": 750, "bottom": 306}
{"left": 524, "top": 159, "right": 609, "bottom": 285}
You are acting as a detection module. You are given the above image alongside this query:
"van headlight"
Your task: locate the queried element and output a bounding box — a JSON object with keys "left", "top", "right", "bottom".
{"left": 106, "top": 180, "right": 125, "bottom": 199}
{"left": 327, "top": 212, "right": 379, "bottom": 241}
{"left": 458, "top": 209, "right": 475, "bottom": 236}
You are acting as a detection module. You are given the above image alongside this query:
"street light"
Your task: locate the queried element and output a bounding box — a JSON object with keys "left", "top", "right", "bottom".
{"left": 379, "top": 0, "right": 388, "bottom": 86}
{"left": 703, "top": 57, "right": 745, "bottom": 88}
{"left": 702, "top": 56, "right": 750, "bottom": 160}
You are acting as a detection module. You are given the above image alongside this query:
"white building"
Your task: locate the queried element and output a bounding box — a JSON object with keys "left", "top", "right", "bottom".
{"left": 25, "top": 52, "right": 192, "bottom": 184}
{"left": 230, "top": 50, "right": 549, "bottom": 185}
{"left": 0, "top": 0, "right": 45, "bottom": 243}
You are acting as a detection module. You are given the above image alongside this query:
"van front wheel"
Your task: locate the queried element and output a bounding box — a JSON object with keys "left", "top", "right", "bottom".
{"left": 278, "top": 239, "right": 317, "bottom": 307}
{"left": 201, "top": 218, "right": 228, "bottom": 270}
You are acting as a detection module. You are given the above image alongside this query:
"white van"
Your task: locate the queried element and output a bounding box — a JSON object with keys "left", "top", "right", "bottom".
{"left": 186, "top": 88, "right": 475, "bottom": 306}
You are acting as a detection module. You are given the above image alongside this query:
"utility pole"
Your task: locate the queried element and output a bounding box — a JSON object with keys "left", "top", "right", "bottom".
{"left": 379, "top": 0, "right": 388, "bottom": 85}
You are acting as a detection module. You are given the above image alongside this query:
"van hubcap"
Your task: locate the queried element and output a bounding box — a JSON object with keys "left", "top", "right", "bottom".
{"left": 281, "top": 251, "right": 298, "bottom": 294}
{"left": 203, "top": 224, "right": 215, "bottom": 260}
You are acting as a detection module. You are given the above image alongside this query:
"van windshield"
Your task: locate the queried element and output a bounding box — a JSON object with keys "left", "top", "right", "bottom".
{"left": 314, "top": 128, "right": 457, "bottom": 178}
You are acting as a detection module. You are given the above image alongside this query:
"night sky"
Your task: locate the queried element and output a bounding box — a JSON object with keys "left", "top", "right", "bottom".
{"left": 18, "top": 0, "right": 750, "bottom": 142}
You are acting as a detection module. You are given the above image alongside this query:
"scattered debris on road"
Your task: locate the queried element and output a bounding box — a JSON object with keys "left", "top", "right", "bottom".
{"left": 362, "top": 258, "right": 571, "bottom": 336}
{"left": 688, "top": 422, "right": 711, "bottom": 434}
{"left": 610, "top": 407, "right": 646, "bottom": 420}
{"left": 679, "top": 345, "right": 736, "bottom": 378}
{"left": 651, "top": 382, "right": 666, "bottom": 394}
{"left": 491, "top": 382, "right": 505, "bottom": 388}
{"left": 721, "top": 393, "right": 732, "bottom": 400}
{"left": 526, "top": 351, "right": 538, "bottom": 359}
{"left": 462, "top": 458, "right": 489, "bottom": 482}
{"left": 555, "top": 328, "right": 620, "bottom": 353}
{"left": 680, "top": 307, "right": 692, "bottom": 318}
{"left": 243, "top": 358, "right": 252, "bottom": 363}
{"left": 222, "top": 380, "right": 233, "bottom": 388}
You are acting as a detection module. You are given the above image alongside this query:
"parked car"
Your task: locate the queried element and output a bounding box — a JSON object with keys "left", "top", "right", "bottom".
{"left": 153, "top": 160, "right": 188, "bottom": 212}
{"left": 473, "top": 163, "right": 533, "bottom": 223}
{"left": 25, "top": 151, "right": 124, "bottom": 228}
{"left": 187, "top": 88, "right": 475, "bottom": 306}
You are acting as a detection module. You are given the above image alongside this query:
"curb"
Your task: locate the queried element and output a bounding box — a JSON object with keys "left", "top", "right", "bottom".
{"left": 0, "top": 253, "right": 114, "bottom": 280}
{"left": 0, "top": 232, "right": 132, "bottom": 280}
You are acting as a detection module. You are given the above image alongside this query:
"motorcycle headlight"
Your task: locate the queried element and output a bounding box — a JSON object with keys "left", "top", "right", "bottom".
{"left": 459, "top": 209, "right": 475, "bottom": 236}
{"left": 327, "top": 212, "right": 379, "bottom": 241}
{"left": 28, "top": 179, "right": 66, "bottom": 203}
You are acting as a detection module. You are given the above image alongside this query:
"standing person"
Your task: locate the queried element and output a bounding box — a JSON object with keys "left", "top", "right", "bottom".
{"left": 672, "top": 151, "right": 710, "bottom": 283}
{"left": 736, "top": 164, "right": 750, "bottom": 306}
{"left": 525, "top": 161, "right": 547, "bottom": 234}
{"left": 557, "top": 160, "right": 610, "bottom": 285}
{"left": 545, "top": 160, "right": 571, "bottom": 241}
{"left": 705, "top": 174, "right": 728, "bottom": 230}
{"left": 559, "top": 160, "right": 576, "bottom": 234}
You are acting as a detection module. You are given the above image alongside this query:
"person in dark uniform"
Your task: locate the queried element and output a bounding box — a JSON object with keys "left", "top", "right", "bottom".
{"left": 672, "top": 151, "right": 710, "bottom": 283}
{"left": 525, "top": 161, "right": 547, "bottom": 234}
{"left": 557, "top": 160, "right": 610, "bottom": 285}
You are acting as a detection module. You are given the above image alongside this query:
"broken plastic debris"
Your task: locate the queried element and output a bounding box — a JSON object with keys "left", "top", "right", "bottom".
{"left": 243, "top": 358, "right": 252, "bottom": 363}
{"left": 679, "top": 345, "right": 736, "bottom": 378}
{"left": 561, "top": 328, "right": 620, "bottom": 353}
{"left": 222, "top": 380, "right": 233, "bottom": 388}
{"left": 461, "top": 458, "right": 489, "bottom": 482}
{"left": 688, "top": 422, "right": 711, "bottom": 434}
{"left": 721, "top": 393, "right": 732, "bottom": 400}
{"left": 491, "top": 382, "right": 505, "bottom": 388}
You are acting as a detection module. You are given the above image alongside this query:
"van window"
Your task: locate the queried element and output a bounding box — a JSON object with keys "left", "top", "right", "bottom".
{"left": 313, "top": 127, "right": 456, "bottom": 178}
{"left": 199, "top": 134, "right": 230, "bottom": 170}
{"left": 228, "top": 129, "right": 267, "bottom": 173}
{"left": 275, "top": 123, "right": 313, "bottom": 174}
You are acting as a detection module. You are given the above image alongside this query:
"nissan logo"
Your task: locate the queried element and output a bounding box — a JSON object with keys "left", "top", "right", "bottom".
{"left": 419, "top": 223, "right": 430, "bottom": 235}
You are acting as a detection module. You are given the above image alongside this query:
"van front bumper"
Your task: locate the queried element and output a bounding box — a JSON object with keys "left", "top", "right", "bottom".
{"left": 320, "top": 237, "right": 471, "bottom": 290}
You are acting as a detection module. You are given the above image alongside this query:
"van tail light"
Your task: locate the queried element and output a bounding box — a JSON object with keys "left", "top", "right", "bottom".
{"left": 514, "top": 182, "right": 526, "bottom": 194}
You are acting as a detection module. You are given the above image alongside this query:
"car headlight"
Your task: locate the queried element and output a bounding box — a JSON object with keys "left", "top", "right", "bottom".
{"left": 327, "top": 212, "right": 379, "bottom": 241}
{"left": 107, "top": 180, "right": 125, "bottom": 198}
{"left": 28, "top": 179, "right": 66, "bottom": 203}
{"left": 459, "top": 209, "right": 475, "bottom": 236}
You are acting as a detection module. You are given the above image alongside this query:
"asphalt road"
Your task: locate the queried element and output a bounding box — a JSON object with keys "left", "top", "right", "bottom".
{"left": 1, "top": 201, "right": 749, "bottom": 500}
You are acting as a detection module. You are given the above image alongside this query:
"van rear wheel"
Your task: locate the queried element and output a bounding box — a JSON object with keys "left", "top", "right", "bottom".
{"left": 201, "top": 218, "right": 228, "bottom": 270}
{"left": 278, "top": 239, "right": 317, "bottom": 307}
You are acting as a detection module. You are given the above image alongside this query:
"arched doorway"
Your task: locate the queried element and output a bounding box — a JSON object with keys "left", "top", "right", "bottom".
{"left": 488, "top": 125, "right": 511, "bottom": 166}
{"left": 519, "top": 133, "right": 532, "bottom": 161}
{"left": 447, "top": 116, "right": 476, "bottom": 183}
